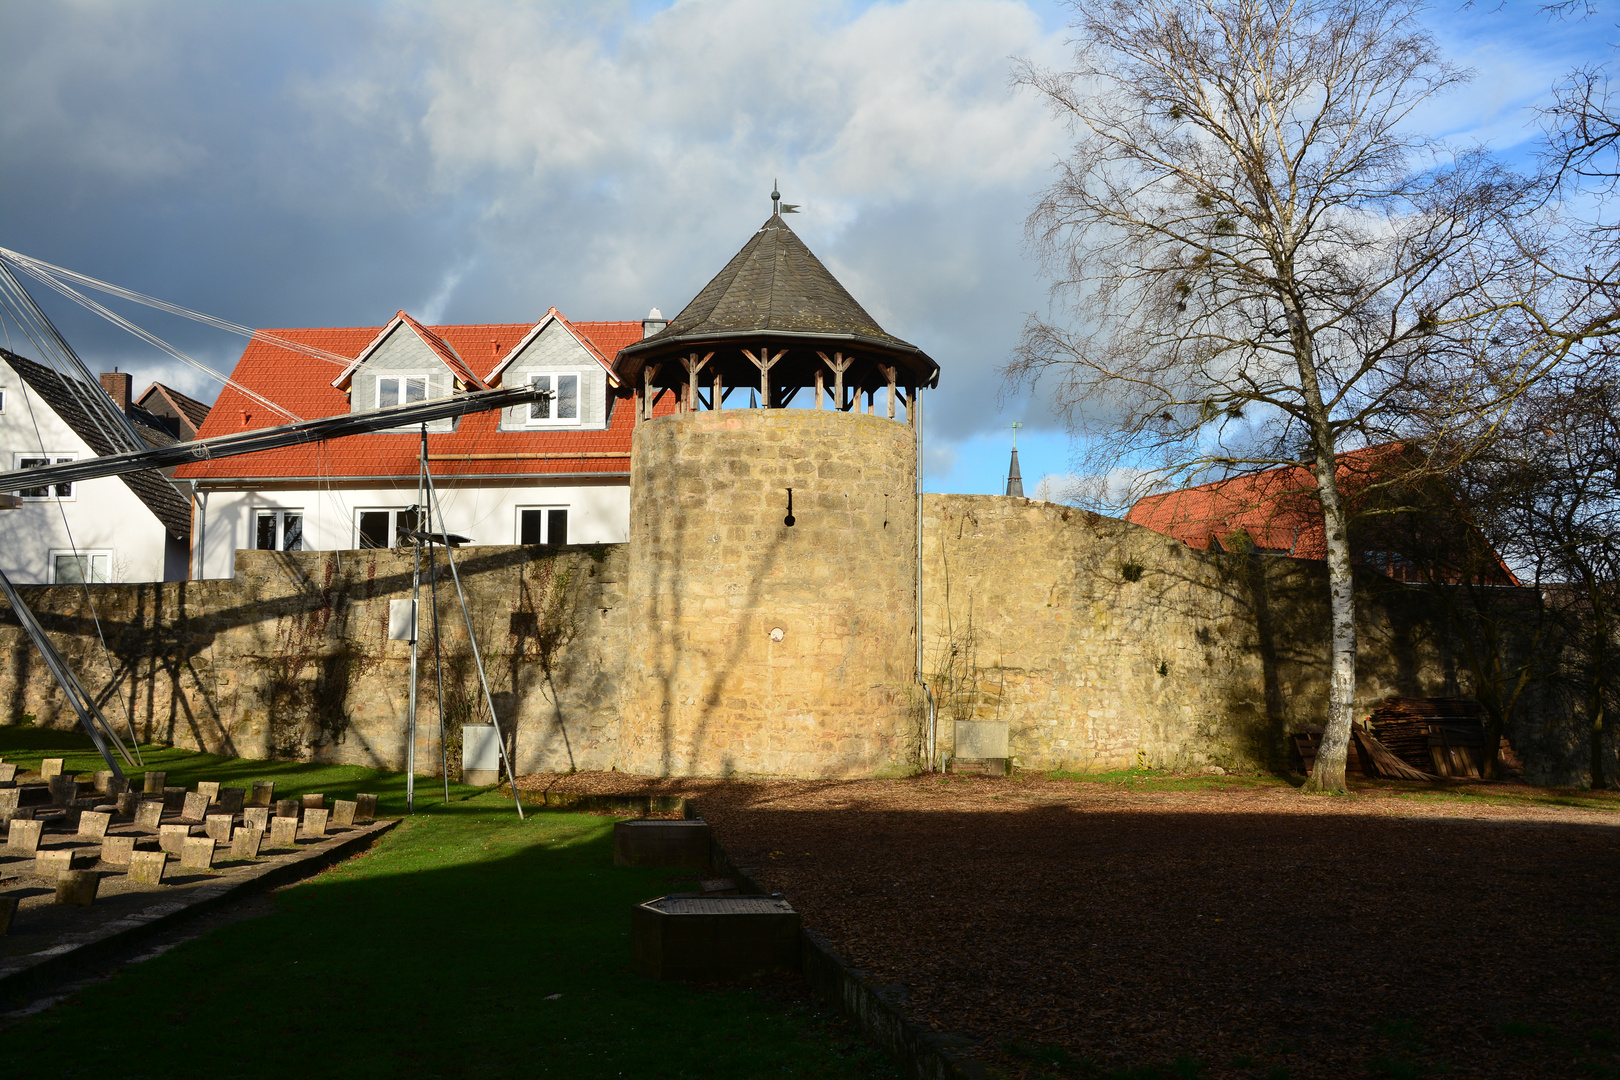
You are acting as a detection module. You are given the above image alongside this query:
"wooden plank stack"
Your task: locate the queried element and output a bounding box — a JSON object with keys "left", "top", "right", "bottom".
{"left": 1368, "top": 697, "right": 1487, "bottom": 778}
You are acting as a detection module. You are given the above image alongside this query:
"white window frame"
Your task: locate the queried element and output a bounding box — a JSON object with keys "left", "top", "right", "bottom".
{"left": 0, "top": 387, "right": 7, "bottom": 414}
{"left": 375, "top": 373, "right": 431, "bottom": 410}
{"left": 14, "top": 452, "right": 76, "bottom": 501}
{"left": 48, "top": 549, "right": 112, "bottom": 584}
{"left": 525, "top": 370, "right": 583, "bottom": 426}
{"left": 515, "top": 505, "right": 569, "bottom": 546}
{"left": 254, "top": 508, "right": 305, "bottom": 552}
{"left": 353, "top": 506, "right": 420, "bottom": 549}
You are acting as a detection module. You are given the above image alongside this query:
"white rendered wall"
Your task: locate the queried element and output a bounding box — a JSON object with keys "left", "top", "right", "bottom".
{"left": 0, "top": 358, "right": 177, "bottom": 584}
{"left": 195, "top": 479, "right": 630, "bottom": 579}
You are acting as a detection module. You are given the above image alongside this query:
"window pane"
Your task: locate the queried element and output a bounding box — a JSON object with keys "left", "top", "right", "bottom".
{"left": 529, "top": 374, "right": 551, "bottom": 420}
{"left": 519, "top": 509, "right": 543, "bottom": 545}
{"left": 90, "top": 554, "right": 110, "bottom": 583}
{"left": 283, "top": 514, "right": 303, "bottom": 551}
{"left": 547, "top": 509, "right": 568, "bottom": 546}
{"left": 378, "top": 378, "right": 399, "bottom": 409}
{"left": 55, "top": 555, "right": 87, "bottom": 584}
{"left": 54, "top": 458, "right": 72, "bottom": 498}
{"left": 358, "top": 511, "right": 391, "bottom": 549}
{"left": 405, "top": 378, "right": 427, "bottom": 404}
{"left": 556, "top": 375, "right": 578, "bottom": 419}
{"left": 20, "top": 458, "right": 47, "bottom": 499}
{"left": 398, "top": 507, "right": 420, "bottom": 542}
{"left": 256, "top": 514, "right": 278, "bottom": 550}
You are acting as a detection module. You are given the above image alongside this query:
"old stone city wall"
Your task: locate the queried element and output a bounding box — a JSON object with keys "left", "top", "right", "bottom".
{"left": 0, "top": 495, "right": 1585, "bottom": 780}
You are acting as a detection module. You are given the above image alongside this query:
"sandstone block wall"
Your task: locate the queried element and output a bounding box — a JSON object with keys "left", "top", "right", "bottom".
{"left": 622, "top": 409, "right": 919, "bottom": 777}
{"left": 0, "top": 545, "right": 628, "bottom": 776}
{"left": 923, "top": 495, "right": 1471, "bottom": 773}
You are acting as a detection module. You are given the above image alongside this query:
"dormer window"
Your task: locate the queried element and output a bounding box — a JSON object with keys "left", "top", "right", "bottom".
{"left": 378, "top": 375, "right": 428, "bottom": 409}
{"left": 528, "top": 372, "right": 580, "bottom": 425}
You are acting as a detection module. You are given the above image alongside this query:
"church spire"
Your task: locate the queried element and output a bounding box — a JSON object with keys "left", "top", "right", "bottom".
{"left": 1005, "top": 445, "right": 1024, "bottom": 498}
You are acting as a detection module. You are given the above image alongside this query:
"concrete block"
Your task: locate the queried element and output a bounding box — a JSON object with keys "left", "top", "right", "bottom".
{"left": 115, "top": 791, "right": 142, "bottom": 817}
{"left": 7, "top": 818, "right": 43, "bottom": 854}
{"left": 0, "top": 894, "right": 16, "bottom": 935}
{"left": 301, "top": 808, "right": 329, "bottom": 838}
{"left": 106, "top": 775, "right": 129, "bottom": 797}
{"left": 159, "top": 824, "right": 192, "bottom": 855}
{"left": 216, "top": 788, "right": 245, "bottom": 815}
{"left": 34, "top": 848, "right": 77, "bottom": 879}
{"left": 77, "top": 810, "right": 112, "bottom": 839}
{"left": 55, "top": 869, "right": 99, "bottom": 906}
{"left": 93, "top": 769, "right": 116, "bottom": 794}
{"left": 249, "top": 781, "right": 275, "bottom": 807}
{"left": 301, "top": 793, "right": 325, "bottom": 811}
{"left": 0, "top": 762, "right": 15, "bottom": 783}
{"left": 162, "top": 786, "right": 186, "bottom": 811}
{"left": 143, "top": 770, "right": 167, "bottom": 795}
{"left": 134, "top": 800, "right": 165, "bottom": 829}
{"left": 48, "top": 775, "right": 79, "bottom": 805}
{"left": 101, "top": 835, "right": 136, "bottom": 866}
{"left": 40, "top": 758, "right": 64, "bottom": 781}
{"left": 274, "top": 799, "right": 300, "bottom": 819}
{"left": 954, "top": 720, "right": 1009, "bottom": 759}
{"left": 268, "top": 816, "right": 299, "bottom": 846}
{"left": 331, "top": 799, "right": 356, "bottom": 828}
{"left": 180, "top": 792, "right": 210, "bottom": 823}
{"left": 631, "top": 895, "right": 801, "bottom": 980}
{"left": 196, "top": 781, "right": 220, "bottom": 804}
{"left": 204, "top": 814, "right": 233, "bottom": 842}
{"left": 128, "top": 849, "right": 167, "bottom": 884}
{"left": 243, "top": 806, "right": 270, "bottom": 832}
{"left": 0, "top": 789, "right": 19, "bottom": 815}
{"left": 180, "top": 836, "right": 216, "bottom": 869}
{"left": 231, "top": 827, "right": 264, "bottom": 859}
{"left": 613, "top": 820, "right": 713, "bottom": 868}
{"left": 354, "top": 794, "right": 378, "bottom": 823}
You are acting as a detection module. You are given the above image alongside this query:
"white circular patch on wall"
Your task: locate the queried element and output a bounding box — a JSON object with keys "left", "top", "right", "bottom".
{"left": 769, "top": 627, "right": 785, "bottom": 642}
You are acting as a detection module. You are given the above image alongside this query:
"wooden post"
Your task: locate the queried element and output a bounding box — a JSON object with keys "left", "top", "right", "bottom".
{"left": 882, "top": 365, "right": 897, "bottom": 419}
{"left": 817, "top": 351, "right": 854, "bottom": 411}
{"left": 742, "top": 347, "right": 785, "bottom": 408}
{"left": 681, "top": 352, "right": 713, "bottom": 412}
{"left": 713, "top": 367, "right": 723, "bottom": 412}
{"left": 815, "top": 367, "right": 825, "bottom": 409}
{"left": 642, "top": 363, "right": 661, "bottom": 421}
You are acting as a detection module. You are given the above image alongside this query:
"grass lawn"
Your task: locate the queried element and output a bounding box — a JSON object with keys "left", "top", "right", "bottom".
{"left": 0, "top": 727, "right": 897, "bottom": 1079}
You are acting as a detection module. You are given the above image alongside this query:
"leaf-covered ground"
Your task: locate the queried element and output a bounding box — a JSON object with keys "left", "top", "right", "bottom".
{"left": 520, "top": 770, "right": 1620, "bottom": 1080}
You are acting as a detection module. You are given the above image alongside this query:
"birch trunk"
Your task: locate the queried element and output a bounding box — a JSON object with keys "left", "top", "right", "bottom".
{"left": 1306, "top": 460, "right": 1357, "bottom": 794}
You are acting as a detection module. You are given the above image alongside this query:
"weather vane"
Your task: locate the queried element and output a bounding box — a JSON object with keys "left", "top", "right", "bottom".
{"left": 772, "top": 180, "right": 800, "bottom": 215}
{"left": 1007, "top": 421, "right": 1023, "bottom": 449}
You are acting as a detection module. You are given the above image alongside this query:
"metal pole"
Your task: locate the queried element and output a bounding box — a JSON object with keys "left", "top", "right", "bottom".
{"left": 406, "top": 428, "right": 427, "bottom": 813}
{"left": 428, "top": 536, "right": 450, "bottom": 803}
{"left": 422, "top": 468, "right": 525, "bottom": 819}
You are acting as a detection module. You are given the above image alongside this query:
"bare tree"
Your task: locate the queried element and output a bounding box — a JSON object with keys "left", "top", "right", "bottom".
{"left": 1007, "top": 0, "right": 1553, "bottom": 792}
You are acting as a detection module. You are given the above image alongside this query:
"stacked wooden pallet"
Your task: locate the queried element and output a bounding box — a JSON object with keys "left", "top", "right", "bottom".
{"left": 1369, "top": 697, "right": 1487, "bottom": 778}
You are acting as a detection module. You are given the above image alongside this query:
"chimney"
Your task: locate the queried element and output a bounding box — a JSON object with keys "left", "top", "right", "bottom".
{"left": 642, "top": 307, "right": 667, "bottom": 340}
{"left": 99, "top": 370, "right": 132, "bottom": 412}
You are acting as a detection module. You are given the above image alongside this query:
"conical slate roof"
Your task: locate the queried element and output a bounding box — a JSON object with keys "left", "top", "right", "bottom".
{"left": 616, "top": 213, "right": 937, "bottom": 383}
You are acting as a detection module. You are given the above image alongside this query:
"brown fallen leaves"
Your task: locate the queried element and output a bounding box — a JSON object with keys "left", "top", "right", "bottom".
{"left": 517, "top": 771, "right": 1620, "bottom": 1079}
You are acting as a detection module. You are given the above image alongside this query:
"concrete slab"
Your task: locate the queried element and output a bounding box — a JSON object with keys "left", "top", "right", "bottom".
{"left": 180, "top": 836, "right": 215, "bottom": 870}
{"left": 134, "top": 800, "right": 164, "bottom": 830}
{"left": 204, "top": 815, "right": 233, "bottom": 843}
{"left": 158, "top": 824, "right": 191, "bottom": 855}
{"left": 613, "top": 819, "right": 713, "bottom": 868}
{"left": 355, "top": 794, "right": 377, "bottom": 823}
{"left": 301, "top": 793, "right": 325, "bottom": 812}
{"left": 249, "top": 781, "right": 275, "bottom": 807}
{"left": 195, "top": 782, "right": 220, "bottom": 804}
{"left": 8, "top": 818, "right": 43, "bottom": 855}
{"left": 300, "top": 808, "right": 329, "bottom": 838}
{"left": 142, "top": 771, "right": 167, "bottom": 795}
{"left": 77, "top": 811, "right": 112, "bottom": 839}
{"left": 55, "top": 870, "right": 99, "bottom": 907}
{"left": 331, "top": 799, "right": 357, "bottom": 828}
{"left": 100, "top": 835, "right": 136, "bottom": 867}
{"left": 40, "top": 758, "right": 64, "bottom": 781}
{"left": 34, "top": 849, "right": 77, "bottom": 879}
{"left": 231, "top": 827, "right": 263, "bottom": 860}
{"left": 216, "top": 788, "right": 245, "bottom": 816}
{"left": 180, "top": 792, "right": 210, "bottom": 823}
{"left": 128, "top": 849, "right": 167, "bottom": 885}
{"left": 242, "top": 807, "right": 270, "bottom": 833}
{"left": 268, "top": 816, "right": 299, "bottom": 847}
{"left": 631, "top": 894, "right": 801, "bottom": 980}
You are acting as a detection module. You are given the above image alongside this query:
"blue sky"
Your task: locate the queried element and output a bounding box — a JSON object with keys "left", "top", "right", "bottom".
{"left": 0, "top": 0, "right": 1609, "bottom": 499}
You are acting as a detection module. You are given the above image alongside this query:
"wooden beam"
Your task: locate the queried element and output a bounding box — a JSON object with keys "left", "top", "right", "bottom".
{"left": 641, "top": 363, "right": 662, "bottom": 421}
{"left": 742, "top": 347, "right": 786, "bottom": 407}
{"left": 817, "top": 350, "right": 854, "bottom": 411}
{"left": 881, "top": 364, "right": 897, "bottom": 419}
{"left": 713, "top": 367, "right": 723, "bottom": 412}
{"left": 815, "top": 367, "right": 824, "bottom": 410}
{"left": 681, "top": 351, "right": 714, "bottom": 411}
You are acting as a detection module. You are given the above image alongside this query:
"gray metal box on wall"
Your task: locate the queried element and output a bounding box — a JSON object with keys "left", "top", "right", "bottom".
{"left": 613, "top": 819, "right": 712, "bottom": 868}
{"left": 632, "top": 895, "right": 800, "bottom": 980}
{"left": 461, "top": 723, "right": 500, "bottom": 786}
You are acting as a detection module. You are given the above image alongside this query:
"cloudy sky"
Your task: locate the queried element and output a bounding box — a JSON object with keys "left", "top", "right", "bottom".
{"left": 0, "top": 0, "right": 1608, "bottom": 495}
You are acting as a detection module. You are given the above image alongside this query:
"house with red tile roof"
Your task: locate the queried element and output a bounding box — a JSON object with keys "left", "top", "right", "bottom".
{"left": 1125, "top": 444, "right": 1517, "bottom": 585}
{"left": 174, "top": 308, "right": 668, "bottom": 578}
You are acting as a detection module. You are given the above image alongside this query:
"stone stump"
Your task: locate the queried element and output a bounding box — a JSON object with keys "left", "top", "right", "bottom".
{"left": 301, "top": 808, "right": 329, "bottom": 838}
{"left": 55, "top": 869, "right": 99, "bottom": 906}
{"left": 274, "top": 799, "right": 300, "bottom": 820}
{"left": 162, "top": 786, "right": 186, "bottom": 811}
{"left": 7, "top": 818, "right": 43, "bottom": 854}
{"left": 40, "top": 758, "right": 64, "bottom": 781}
{"left": 101, "top": 835, "right": 136, "bottom": 866}
{"left": 268, "top": 816, "right": 299, "bottom": 847}
{"left": 134, "top": 800, "right": 165, "bottom": 829}
{"left": 48, "top": 775, "right": 79, "bottom": 806}
{"left": 128, "top": 849, "right": 167, "bottom": 884}
{"left": 355, "top": 794, "right": 378, "bottom": 822}
{"left": 159, "top": 824, "right": 191, "bottom": 855}
{"left": 143, "top": 770, "right": 167, "bottom": 795}
{"left": 204, "top": 814, "right": 233, "bottom": 842}
{"left": 93, "top": 770, "right": 116, "bottom": 794}
{"left": 35, "top": 849, "right": 77, "bottom": 878}
{"left": 115, "top": 791, "right": 142, "bottom": 817}
{"left": 180, "top": 792, "right": 210, "bottom": 823}
{"left": 249, "top": 781, "right": 275, "bottom": 807}
{"left": 231, "top": 827, "right": 264, "bottom": 859}
{"left": 77, "top": 810, "right": 112, "bottom": 839}
{"left": 243, "top": 807, "right": 270, "bottom": 832}
{"left": 0, "top": 762, "right": 16, "bottom": 782}
{"left": 217, "top": 788, "right": 245, "bottom": 816}
{"left": 196, "top": 781, "right": 221, "bottom": 804}
{"left": 331, "top": 800, "right": 357, "bottom": 828}
{"left": 301, "top": 793, "right": 325, "bottom": 812}
{"left": 180, "top": 836, "right": 215, "bottom": 869}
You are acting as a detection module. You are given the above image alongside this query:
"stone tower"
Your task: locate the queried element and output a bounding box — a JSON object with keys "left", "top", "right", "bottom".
{"left": 613, "top": 201, "right": 940, "bottom": 777}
